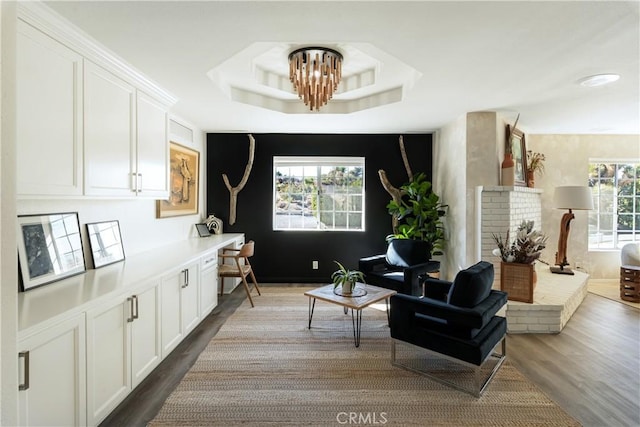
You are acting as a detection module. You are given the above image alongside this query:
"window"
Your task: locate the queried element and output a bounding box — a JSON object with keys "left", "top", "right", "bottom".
{"left": 588, "top": 161, "right": 640, "bottom": 249}
{"left": 273, "top": 156, "right": 365, "bottom": 231}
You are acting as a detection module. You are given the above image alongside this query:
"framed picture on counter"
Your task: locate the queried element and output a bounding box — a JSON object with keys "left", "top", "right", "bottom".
{"left": 86, "top": 220, "right": 125, "bottom": 268}
{"left": 17, "top": 212, "right": 86, "bottom": 291}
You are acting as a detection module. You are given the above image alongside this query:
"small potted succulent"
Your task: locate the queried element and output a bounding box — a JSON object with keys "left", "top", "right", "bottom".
{"left": 331, "top": 261, "right": 365, "bottom": 295}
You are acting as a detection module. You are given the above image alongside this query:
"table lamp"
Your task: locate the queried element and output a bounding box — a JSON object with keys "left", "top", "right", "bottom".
{"left": 550, "top": 186, "right": 594, "bottom": 275}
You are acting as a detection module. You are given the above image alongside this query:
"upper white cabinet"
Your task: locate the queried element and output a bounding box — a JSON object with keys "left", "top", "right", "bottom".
{"left": 84, "top": 61, "right": 136, "bottom": 197}
{"left": 16, "top": 2, "right": 174, "bottom": 199}
{"left": 84, "top": 61, "right": 169, "bottom": 198}
{"left": 136, "top": 91, "right": 169, "bottom": 197}
{"left": 16, "top": 20, "right": 83, "bottom": 197}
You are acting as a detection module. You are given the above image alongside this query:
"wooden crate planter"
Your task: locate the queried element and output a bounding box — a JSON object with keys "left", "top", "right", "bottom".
{"left": 620, "top": 266, "right": 640, "bottom": 303}
{"left": 500, "top": 262, "right": 535, "bottom": 303}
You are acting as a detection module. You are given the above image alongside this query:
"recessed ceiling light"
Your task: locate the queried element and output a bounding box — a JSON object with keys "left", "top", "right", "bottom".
{"left": 578, "top": 74, "right": 620, "bottom": 87}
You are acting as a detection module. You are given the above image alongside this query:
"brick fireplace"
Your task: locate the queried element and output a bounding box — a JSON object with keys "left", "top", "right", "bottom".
{"left": 479, "top": 185, "right": 588, "bottom": 333}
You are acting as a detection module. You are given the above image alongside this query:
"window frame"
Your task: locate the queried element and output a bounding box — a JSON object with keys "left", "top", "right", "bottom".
{"left": 588, "top": 159, "right": 640, "bottom": 250}
{"left": 272, "top": 156, "right": 366, "bottom": 232}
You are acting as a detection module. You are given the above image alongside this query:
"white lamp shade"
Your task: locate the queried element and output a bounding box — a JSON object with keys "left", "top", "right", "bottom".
{"left": 553, "top": 186, "right": 594, "bottom": 210}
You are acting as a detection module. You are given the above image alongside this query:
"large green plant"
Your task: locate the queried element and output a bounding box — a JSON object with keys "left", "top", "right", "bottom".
{"left": 386, "top": 173, "right": 447, "bottom": 256}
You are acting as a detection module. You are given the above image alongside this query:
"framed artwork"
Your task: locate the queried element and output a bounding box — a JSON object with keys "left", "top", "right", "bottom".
{"left": 86, "top": 220, "right": 125, "bottom": 268}
{"left": 157, "top": 142, "right": 200, "bottom": 218}
{"left": 508, "top": 125, "right": 527, "bottom": 186}
{"left": 17, "top": 212, "right": 86, "bottom": 291}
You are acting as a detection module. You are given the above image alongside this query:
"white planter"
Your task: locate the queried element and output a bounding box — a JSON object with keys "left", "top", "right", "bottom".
{"left": 342, "top": 282, "right": 354, "bottom": 295}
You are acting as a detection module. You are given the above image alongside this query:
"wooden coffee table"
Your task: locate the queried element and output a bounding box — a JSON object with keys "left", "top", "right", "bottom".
{"left": 304, "top": 283, "right": 396, "bottom": 347}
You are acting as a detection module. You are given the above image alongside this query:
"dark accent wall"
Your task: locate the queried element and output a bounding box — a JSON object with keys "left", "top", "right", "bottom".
{"left": 206, "top": 133, "right": 433, "bottom": 282}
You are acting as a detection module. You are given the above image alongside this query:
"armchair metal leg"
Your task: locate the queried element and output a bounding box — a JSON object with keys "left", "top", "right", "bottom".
{"left": 391, "top": 338, "right": 507, "bottom": 397}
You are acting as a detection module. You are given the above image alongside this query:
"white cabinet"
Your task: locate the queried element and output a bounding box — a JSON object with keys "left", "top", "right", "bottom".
{"left": 220, "top": 236, "right": 245, "bottom": 294}
{"left": 200, "top": 252, "right": 219, "bottom": 316}
{"left": 86, "top": 284, "right": 161, "bottom": 425}
{"left": 136, "top": 91, "right": 169, "bottom": 197}
{"left": 18, "top": 314, "right": 86, "bottom": 427}
{"left": 160, "top": 263, "right": 200, "bottom": 358}
{"left": 131, "top": 285, "right": 162, "bottom": 387}
{"left": 84, "top": 61, "right": 136, "bottom": 196}
{"left": 84, "top": 62, "right": 169, "bottom": 198}
{"left": 16, "top": 20, "right": 83, "bottom": 197}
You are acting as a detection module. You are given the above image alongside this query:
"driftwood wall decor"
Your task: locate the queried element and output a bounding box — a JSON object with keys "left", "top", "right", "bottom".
{"left": 222, "top": 134, "right": 255, "bottom": 225}
{"left": 378, "top": 135, "right": 414, "bottom": 232}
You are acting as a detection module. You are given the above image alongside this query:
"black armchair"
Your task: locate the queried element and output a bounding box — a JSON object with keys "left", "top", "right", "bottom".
{"left": 359, "top": 240, "right": 440, "bottom": 296}
{"left": 390, "top": 261, "right": 507, "bottom": 396}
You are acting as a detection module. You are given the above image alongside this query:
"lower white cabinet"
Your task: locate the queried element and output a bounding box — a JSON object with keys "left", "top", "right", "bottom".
{"left": 200, "top": 251, "right": 219, "bottom": 316}
{"left": 18, "top": 314, "right": 86, "bottom": 427}
{"left": 86, "top": 283, "right": 161, "bottom": 425}
{"left": 17, "top": 234, "right": 243, "bottom": 426}
{"left": 160, "top": 262, "right": 200, "bottom": 358}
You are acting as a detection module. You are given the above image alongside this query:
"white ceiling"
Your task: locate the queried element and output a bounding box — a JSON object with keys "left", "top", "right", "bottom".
{"left": 45, "top": 1, "right": 640, "bottom": 135}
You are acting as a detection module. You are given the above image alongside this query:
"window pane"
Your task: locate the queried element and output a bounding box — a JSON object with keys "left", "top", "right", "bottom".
{"left": 589, "top": 161, "right": 640, "bottom": 249}
{"left": 618, "top": 197, "right": 634, "bottom": 213}
{"left": 274, "top": 157, "right": 365, "bottom": 231}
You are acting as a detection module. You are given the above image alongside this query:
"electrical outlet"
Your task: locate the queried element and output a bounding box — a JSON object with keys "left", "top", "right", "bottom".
{"left": 312, "top": 260, "right": 319, "bottom": 270}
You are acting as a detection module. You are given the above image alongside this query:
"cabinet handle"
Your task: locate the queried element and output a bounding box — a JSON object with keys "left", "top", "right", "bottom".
{"left": 181, "top": 269, "right": 188, "bottom": 288}
{"left": 18, "top": 351, "right": 29, "bottom": 391}
{"left": 137, "top": 173, "right": 142, "bottom": 193}
{"left": 132, "top": 294, "right": 139, "bottom": 320}
{"left": 131, "top": 173, "right": 137, "bottom": 193}
{"left": 127, "top": 296, "right": 135, "bottom": 322}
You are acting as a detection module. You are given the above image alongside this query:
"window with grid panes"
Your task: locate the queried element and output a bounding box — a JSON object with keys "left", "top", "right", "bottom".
{"left": 273, "top": 157, "right": 365, "bottom": 231}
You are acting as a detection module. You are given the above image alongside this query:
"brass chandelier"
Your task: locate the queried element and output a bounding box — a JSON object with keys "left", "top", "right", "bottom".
{"left": 288, "top": 47, "right": 343, "bottom": 111}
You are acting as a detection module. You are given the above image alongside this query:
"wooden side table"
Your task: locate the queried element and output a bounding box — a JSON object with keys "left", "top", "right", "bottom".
{"left": 304, "top": 284, "right": 396, "bottom": 347}
{"left": 620, "top": 265, "right": 640, "bottom": 302}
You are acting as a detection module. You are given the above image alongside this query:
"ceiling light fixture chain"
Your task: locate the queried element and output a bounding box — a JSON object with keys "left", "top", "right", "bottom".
{"left": 289, "top": 47, "right": 343, "bottom": 111}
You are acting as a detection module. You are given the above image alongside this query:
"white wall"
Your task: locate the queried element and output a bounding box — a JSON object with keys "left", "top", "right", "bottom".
{"left": 434, "top": 114, "right": 467, "bottom": 280}
{"left": 1, "top": 2, "right": 19, "bottom": 424}
{"left": 528, "top": 134, "right": 640, "bottom": 279}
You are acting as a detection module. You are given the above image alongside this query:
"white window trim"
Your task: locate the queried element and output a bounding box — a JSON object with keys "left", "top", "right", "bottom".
{"left": 273, "top": 156, "right": 366, "bottom": 232}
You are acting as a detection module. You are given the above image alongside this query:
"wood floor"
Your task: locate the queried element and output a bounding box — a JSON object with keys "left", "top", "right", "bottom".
{"left": 101, "top": 285, "right": 640, "bottom": 427}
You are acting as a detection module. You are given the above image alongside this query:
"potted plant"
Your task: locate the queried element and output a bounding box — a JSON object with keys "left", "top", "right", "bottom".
{"left": 492, "top": 220, "right": 547, "bottom": 302}
{"left": 331, "top": 261, "right": 365, "bottom": 295}
{"left": 385, "top": 172, "right": 447, "bottom": 260}
{"left": 526, "top": 151, "right": 545, "bottom": 188}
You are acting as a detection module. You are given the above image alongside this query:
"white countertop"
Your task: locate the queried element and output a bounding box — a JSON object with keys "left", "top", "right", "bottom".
{"left": 18, "top": 234, "right": 244, "bottom": 335}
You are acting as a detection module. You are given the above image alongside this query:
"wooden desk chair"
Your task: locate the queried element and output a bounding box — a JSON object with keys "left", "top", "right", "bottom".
{"left": 218, "top": 240, "right": 261, "bottom": 307}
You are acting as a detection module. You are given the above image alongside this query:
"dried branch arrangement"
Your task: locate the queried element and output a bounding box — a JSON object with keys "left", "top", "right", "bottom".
{"left": 222, "top": 134, "right": 255, "bottom": 225}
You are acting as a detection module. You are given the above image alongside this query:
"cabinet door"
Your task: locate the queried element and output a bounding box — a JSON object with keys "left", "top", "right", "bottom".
{"left": 160, "top": 270, "right": 184, "bottom": 358}
{"left": 200, "top": 253, "right": 219, "bottom": 316}
{"left": 86, "top": 298, "right": 131, "bottom": 426}
{"left": 182, "top": 263, "right": 200, "bottom": 335}
{"left": 160, "top": 263, "right": 199, "bottom": 358}
{"left": 18, "top": 314, "right": 86, "bottom": 427}
{"left": 136, "top": 91, "right": 169, "bottom": 198}
{"left": 17, "top": 21, "right": 83, "bottom": 196}
{"left": 84, "top": 61, "right": 136, "bottom": 196}
{"left": 130, "top": 285, "right": 161, "bottom": 388}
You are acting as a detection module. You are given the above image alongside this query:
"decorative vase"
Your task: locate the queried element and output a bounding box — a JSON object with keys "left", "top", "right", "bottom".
{"left": 500, "top": 262, "right": 535, "bottom": 303}
{"left": 526, "top": 170, "right": 535, "bottom": 188}
{"left": 501, "top": 153, "right": 515, "bottom": 186}
{"left": 342, "top": 281, "right": 354, "bottom": 295}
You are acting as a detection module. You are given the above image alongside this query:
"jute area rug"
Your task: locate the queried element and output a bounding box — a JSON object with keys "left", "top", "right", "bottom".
{"left": 149, "top": 287, "right": 579, "bottom": 426}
